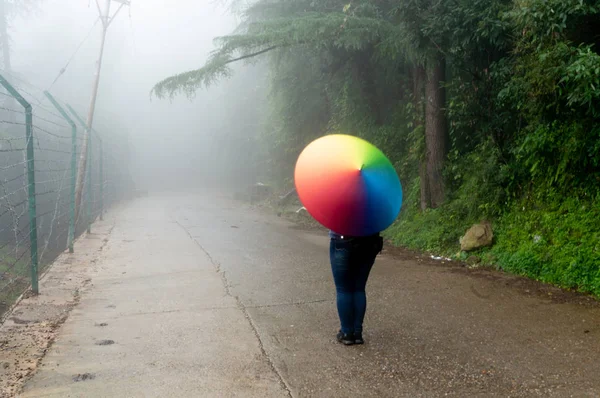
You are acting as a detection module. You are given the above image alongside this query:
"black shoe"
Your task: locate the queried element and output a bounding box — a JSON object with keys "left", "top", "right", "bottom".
{"left": 354, "top": 333, "right": 364, "bottom": 345}
{"left": 336, "top": 330, "right": 355, "bottom": 345}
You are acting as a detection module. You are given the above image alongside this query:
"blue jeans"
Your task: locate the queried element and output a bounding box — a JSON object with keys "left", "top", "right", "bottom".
{"left": 330, "top": 236, "right": 380, "bottom": 335}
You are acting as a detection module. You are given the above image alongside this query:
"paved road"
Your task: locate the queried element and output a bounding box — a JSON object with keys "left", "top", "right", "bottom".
{"left": 21, "top": 194, "right": 600, "bottom": 397}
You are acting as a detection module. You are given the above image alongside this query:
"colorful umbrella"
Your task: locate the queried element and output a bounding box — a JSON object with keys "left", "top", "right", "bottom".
{"left": 294, "top": 134, "right": 402, "bottom": 237}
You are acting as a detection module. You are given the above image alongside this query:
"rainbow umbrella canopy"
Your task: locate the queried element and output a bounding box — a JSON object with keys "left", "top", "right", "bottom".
{"left": 294, "top": 134, "right": 402, "bottom": 237}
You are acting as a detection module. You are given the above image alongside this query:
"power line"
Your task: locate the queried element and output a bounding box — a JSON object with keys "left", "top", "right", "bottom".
{"left": 47, "top": 17, "right": 100, "bottom": 91}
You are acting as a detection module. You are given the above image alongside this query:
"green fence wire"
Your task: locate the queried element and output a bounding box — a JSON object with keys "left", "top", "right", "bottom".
{"left": 0, "top": 72, "right": 131, "bottom": 318}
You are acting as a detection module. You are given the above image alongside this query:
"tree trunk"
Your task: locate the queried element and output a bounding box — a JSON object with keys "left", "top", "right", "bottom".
{"left": 412, "top": 66, "right": 429, "bottom": 210}
{"left": 425, "top": 57, "right": 448, "bottom": 208}
{"left": 419, "top": 161, "right": 430, "bottom": 210}
{"left": 355, "top": 48, "right": 382, "bottom": 125}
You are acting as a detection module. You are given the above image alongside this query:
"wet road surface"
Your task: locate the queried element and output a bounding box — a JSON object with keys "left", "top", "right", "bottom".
{"left": 21, "top": 193, "right": 600, "bottom": 397}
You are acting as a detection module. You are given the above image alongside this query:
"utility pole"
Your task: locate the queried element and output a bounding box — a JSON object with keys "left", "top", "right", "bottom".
{"left": 74, "top": 0, "right": 129, "bottom": 224}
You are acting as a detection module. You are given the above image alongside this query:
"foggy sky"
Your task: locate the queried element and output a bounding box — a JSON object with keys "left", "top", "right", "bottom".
{"left": 8, "top": 0, "right": 259, "bottom": 191}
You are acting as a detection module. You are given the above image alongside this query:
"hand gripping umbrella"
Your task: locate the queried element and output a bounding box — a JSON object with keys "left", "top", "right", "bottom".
{"left": 294, "top": 134, "right": 403, "bottom": 237}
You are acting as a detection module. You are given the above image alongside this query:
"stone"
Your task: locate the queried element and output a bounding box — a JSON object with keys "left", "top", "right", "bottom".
{"left": 460, "top": 222, "right": 493, "bottom": 251}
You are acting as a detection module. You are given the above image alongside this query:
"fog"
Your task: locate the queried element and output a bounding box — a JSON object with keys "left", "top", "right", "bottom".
{"left": 9, "top": 0, "right": 265, "bottom": 193}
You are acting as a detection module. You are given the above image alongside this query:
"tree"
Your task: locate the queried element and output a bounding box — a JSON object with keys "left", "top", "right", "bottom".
{"left": 153, "top": 0, "right": 454, "bottom": 207}
{"left": 154, "top": 0, "right": 600, "bottom": 296}
{"left": 153, "top": 0, "right": 599, "bottom": 209}
{"left": 0, "top": 0, "right": 40, "bottom": 120}
{"left": 0, "top": 0, "right": 39, "bottom": 71}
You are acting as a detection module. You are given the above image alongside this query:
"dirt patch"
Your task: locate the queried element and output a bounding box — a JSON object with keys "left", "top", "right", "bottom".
{"left": 0, "top": 297, "right": 78, "bottom": 396}
{"left": 381, "top": 244, "right": 437, "bottom": 263}
{"left": 448, "top": 266, "right": 600, "bottom": 307}
{"left": 0, "top": 221, "right": 114, "bottom": 397}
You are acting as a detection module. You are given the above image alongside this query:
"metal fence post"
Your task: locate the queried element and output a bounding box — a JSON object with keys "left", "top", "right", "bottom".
{"left": 66, "top": 104, "right": 86, "bottom": 129}
{"left": 43, "top": 91, "right": 77, "bottom": 253}
{"left": 86, "top": 132, "right": 92, "bottom": 233}
{"left": 0, "top": 74, "right": 39, "bottom": 294}
{"left": 98, "top": 136, "right": 104, "bottom": 220}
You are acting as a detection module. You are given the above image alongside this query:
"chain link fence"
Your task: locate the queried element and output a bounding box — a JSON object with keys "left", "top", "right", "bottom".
{"left": 0, "top": 72, "right": 132, "bottom": 318}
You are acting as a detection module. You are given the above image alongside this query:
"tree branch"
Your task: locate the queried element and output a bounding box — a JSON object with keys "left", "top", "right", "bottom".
{"left": 224, "top": 45, "right": 279, "bottom": 66}
{"left": 151, "top": 45, "right": 280, "bottom": 99}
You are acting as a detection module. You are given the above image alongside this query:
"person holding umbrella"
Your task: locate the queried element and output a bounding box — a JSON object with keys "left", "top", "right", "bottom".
{"left": 329, "top": 230, "right": 383, "bottom": 345}
{"left": 295, "top": 134, "right": 402, "bottom": 346}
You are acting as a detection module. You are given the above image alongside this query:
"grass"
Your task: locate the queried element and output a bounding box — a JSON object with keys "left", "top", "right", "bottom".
{"left": 387, "top": 195, "right": 600, "bottom": 297}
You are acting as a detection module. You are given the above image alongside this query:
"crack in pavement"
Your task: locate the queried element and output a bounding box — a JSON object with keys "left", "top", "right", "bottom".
{"left": 93, "top": 269, "right": 219, "bottom": 284}
{"left": 75, "top": 301, "right": 333, "bottom": 323}
{"left": 72, "top": 306, "right": 242, "bottom": 322}
{"left": 175, "top": 219, "right": 294, "bottom": 398}
{"left": 245, "top": 299, "right": 332, "bottom": 309}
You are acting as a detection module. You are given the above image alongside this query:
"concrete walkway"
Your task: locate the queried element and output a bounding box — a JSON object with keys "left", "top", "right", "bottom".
{"left": 20, "top": 196, "right": 288, "bottom": 397}
{"left": 17, "top": 193, "right": 600, "bottom": 397}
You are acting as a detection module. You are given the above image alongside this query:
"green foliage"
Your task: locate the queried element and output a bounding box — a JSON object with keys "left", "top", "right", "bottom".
{"left": 262, "top": 48, "right": 331, "bottom": 181}
{"left": 388, "top": 139, "right": 508, "bottom": 252}
{"left": 492, "top": 195, "right": 600, "bottom": 295}
{"left": 152, "top": 9, "right": 394, "bottom": 99}
{"left": 385, "top": 0, "right": 600, "bottom": 296}
{"left": 155, "top": 0, "right": 600, "bottom": 296}
{"left": 391, "top": 189, "right": 600, "bottom": 295}
{"left": 496, "top": 0, "right": 600, "bottom": 196}
{"left": 514, "top": 121, "right": 600, "bottom": 190}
